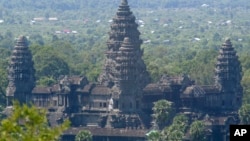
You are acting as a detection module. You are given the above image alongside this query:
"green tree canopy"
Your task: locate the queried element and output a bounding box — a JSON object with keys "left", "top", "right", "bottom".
{"left": 146, "top": 130, "right": 161, "bottom": 141}
{"left": 75, "top": 130, "right": 92, "bottom": 141}
{"left": 33, "top": 46, "right": 70, "bottom": 82}
{"left": 0, "top": 101, "right": 70, "bottom": 141}
{"left": 189, "top": 120, "right": 206, "bottom": 141}
{"left": 162, "top": 125, "right": 185, "bottom": 141}
{"left": 0, "top": 69, "right": 8, "bottom": 110}
{"left": 239, "top": 103, "right": 250, "bottom": 124}
{"left": 161, "top": 114, "right": 188, "bottom": 141}
{"left": 152, "top": 99, "right": 175, "bottom": 129}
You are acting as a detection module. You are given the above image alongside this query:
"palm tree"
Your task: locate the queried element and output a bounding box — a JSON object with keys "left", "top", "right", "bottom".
{"left": 239, "top": 104, "right": 250, "bottom": 124}
{"left": 146, "top": 130, "right": 161, "bottom": 141}
{"left": 161, "top": 114, "right": 188, "bottom": 141}
{"left": 75, "top": 130, "right": 92, "bottom": 141}
{"left": 189, "top": 120, "right": 206, "bottom": 141}
{"left": 152, "top": 99, "right": 175, "bottom": 129}
{"left": 162, "top": 124, "right": 185, "bottom": 141}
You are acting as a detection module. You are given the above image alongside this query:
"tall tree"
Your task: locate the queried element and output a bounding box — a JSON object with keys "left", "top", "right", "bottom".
{"left": 146, "top": 130, "right": 161, "bottom": 141}
{"left": 0, "top": 101, "right": 70, "bottom": 141}
{"left": 161, "top": 114, "right": 188, "bottom": 141}
{"left": 189, "top": 120, "right": 206, "bottom": 141}
{"left": 239, "top": 104, "right": 250, "bottom": 124}
{"left": 75, "top": 130, "right": 92, "bottom": 141}
{"left": 33, "top": 46, "right": 70, "bottom": 81}
{"left": 0, "top": 68, "right": 7, "bottom": 110}
{"left": 172, "top": 114, "right": 189, "bottom": 132}
{"left": 162, "top": 125, "right": 185, "bottom": 141}
{"left": 152, "top": 99, "right": 175, "bottom": 129}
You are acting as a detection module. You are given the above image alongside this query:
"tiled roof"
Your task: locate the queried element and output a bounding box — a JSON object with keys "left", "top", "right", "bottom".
{"left": 51, "top": 84, "right": 60, "bottom": 92}
{"left": 143, "top": 83, "right": 162, "bottom": 93}
{"left": 159, "top": 75, "right": 184, "bottom": 85}
{"left": 202, "top": 85, "right": 220, "bottom": 94}
{"left": 68, "top": 76, "right": 87, "bottom": 85}
{"left": 64, "top": 127, "right": 148, "bottom": 137}
{"left": 205, "top": 116, "right": 237, "bottom": 126}
{"left": 76, "top": 83, "right": 95, "bottom": 93}
{"left": 143, "top": 83, "right": 172, "bottom": 94}
{"left": 32, "top": 87, "right": 51, "bottom": 94}
{"left": 181, "top": 85, "right": 205, "bottom": 97}
{"left": 91, "top": 85, "right": 111, "bottom": 95}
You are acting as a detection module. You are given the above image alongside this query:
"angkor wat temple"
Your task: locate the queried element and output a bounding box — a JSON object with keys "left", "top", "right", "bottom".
{"left": 5, "top": 0, "right": 243, "bottom": 141}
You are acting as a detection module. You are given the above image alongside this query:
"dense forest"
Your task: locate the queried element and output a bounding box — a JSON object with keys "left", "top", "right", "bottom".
{"left": 1, "top": 0, "right": 250, "bottom": 110}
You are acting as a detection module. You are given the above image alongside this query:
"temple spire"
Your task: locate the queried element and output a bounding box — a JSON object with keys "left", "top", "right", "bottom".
{"left": 98, "top": 1, "right": 150, "bottom": 113}
{"left": 121, "top": 0, "right": 128, "bottom": 5}
{"left": 215, "top": 38, "right": 242, "bottom": 92}
{"left": 98, "top": 0, "right": 143, "bottom": 84}
{"left": 6, "top": 35, "right": 35, "bottom": 105}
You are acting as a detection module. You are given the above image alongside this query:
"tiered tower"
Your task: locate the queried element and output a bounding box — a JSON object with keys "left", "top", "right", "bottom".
{"left": 215, "top": 38, "right": 243, "bottom": 109}
{"left": 6, "top": 36, "right": 35, "bottom": 105}
{"left": 115, "top": 37, "right": 148, "bottom": 112}
{"left": 99, "top": 0, "right": 150, "bottom": 112}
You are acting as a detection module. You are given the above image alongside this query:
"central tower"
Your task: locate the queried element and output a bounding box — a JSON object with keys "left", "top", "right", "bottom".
{"left": 99, "top": 0, "right": 150, "bottom": 112}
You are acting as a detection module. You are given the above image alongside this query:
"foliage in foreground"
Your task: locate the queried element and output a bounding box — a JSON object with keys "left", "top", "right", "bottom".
{"left": 147, "top": 114, "right": 189, "bottom": 141}
{"left": 0, "top": 101, "right": 70, "bottom": 141}
{"left": 75, "top": 130, "right": 92, "bottom": 141}
{"left": 152, "top": 99, "right": 175, "bottom": 129}
{"left": 239, "top": 103, "right": 250, "bottom": 124}
{"left": 189, "top": 120, "right": 206, "bottom": 141}
{"left": 161, "top": 114, "right": 189, "bottom": 141}
{"left": 146, "top": 130, "right": 161, "bottom": 141}
{"left": 150, "top": 101, "right": 207, "bottom": 141}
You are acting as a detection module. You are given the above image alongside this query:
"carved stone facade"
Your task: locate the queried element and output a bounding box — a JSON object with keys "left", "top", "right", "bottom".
{"left": 97, "top": 0, "right": 150, "bottom": 124}
{"left": 98, "top": 0, "right": 150, "bottom": 89}
{"left": 6, "top": 36, "right": 35, "bottom": 105}
{"left": 214, "top": 39, "right": 243, "bottom": 110}
{"left": 5, "top": 0, "right": 243, "bottom": 141}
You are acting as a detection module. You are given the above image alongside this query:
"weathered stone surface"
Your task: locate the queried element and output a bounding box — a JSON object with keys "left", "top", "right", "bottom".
{"left": 6, "top": 36, "right": 35, "bottom": 105}
{"left": 98, "top": 0, "right": 150, "bottom": 114}
{"left": 4, "top": 1, "right": 244, "bottom": 141}
{"left": 215, "top": 38, "right": 242, "bottom": 94}
{"left": 214, "top": 39, "right": 243, "bottom": 110}
{"left": 98, "top": 0, "right": 150, "bottom": 88}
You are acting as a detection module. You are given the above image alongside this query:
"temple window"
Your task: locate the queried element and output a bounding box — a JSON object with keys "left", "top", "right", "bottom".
{"left": 222, "top": 100, "right": 225, "bottom": 106}
{"left": 237, "top": 97, "right": 240, "bottom": 103}
{"left": 136, "top": 100, "right": 139, "bottom": 109}
{"left": 114, "top": 100, "right": 118, "bottom": 109}
{"left": 58, "top": 96, "right": 63, "bottom": 106}
{"left": 54, "top": 100, "right": 57, "bottom": 106}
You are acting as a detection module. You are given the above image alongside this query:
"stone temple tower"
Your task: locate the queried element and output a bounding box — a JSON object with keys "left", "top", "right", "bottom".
{"left": 215, "top": 38, "right": 243, "bottom": 110}
{"left": 6, "top": 36, "right": 35, "bottom": 106}
{"left": 99, "top": 0, "right": 150, "bottom": 112}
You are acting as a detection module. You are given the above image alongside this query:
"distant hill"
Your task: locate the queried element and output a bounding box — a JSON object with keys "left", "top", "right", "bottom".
{"left": 1, "top": 0, "right": 249, "bottom": 12}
